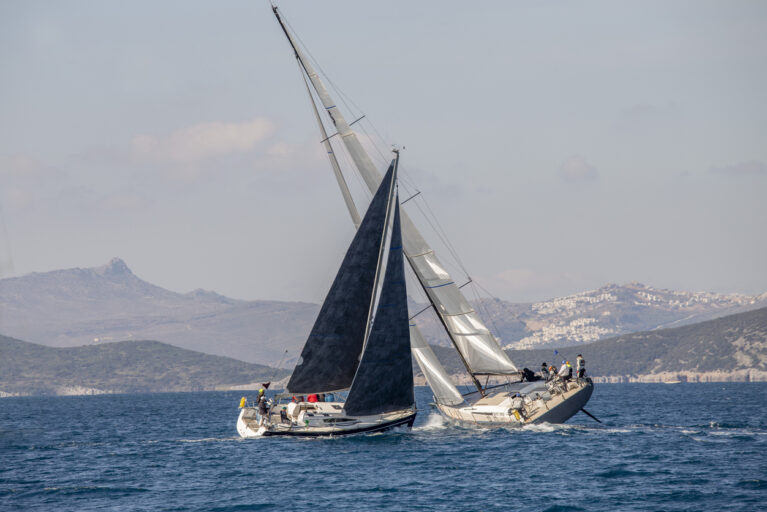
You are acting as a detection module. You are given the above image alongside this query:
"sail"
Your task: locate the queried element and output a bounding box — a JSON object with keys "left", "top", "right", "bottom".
{"left": 409, "top": 325, "right": 464, "bottom": 406}
{"left": 286, "top": 161, "right": 397, "bottom": 394}
{"left": 280, "top": 35, "right": 515, "bottom": 374}
{"left": 400, "top": 219, "right": 517, "bottom": 374}
{"left": 272, "top": 6, "right": 516, "bottom": 377}
{"left": 344, "top": 206, "right": 415, "bottom": 416}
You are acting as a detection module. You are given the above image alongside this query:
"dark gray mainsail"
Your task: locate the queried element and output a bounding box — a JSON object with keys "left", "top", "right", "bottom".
{"left": 344, "top": 205, "right": 414, "bottom": 416}
{"left": 286, "top": 161, "right": 397, "bottom": 394}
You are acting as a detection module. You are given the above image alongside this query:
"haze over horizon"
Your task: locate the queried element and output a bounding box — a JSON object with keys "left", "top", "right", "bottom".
{"left": 1, "top": 1, "right": 765, "bottom": 303}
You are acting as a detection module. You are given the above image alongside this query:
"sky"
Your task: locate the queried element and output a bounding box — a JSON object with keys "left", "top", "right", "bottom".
{"left": 1, "top": 0, "right": 766, "bottom": 303}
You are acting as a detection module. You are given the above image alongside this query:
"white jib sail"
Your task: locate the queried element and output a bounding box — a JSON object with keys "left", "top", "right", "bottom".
{"left": 410, "top": 325, "right": 465, "bottom": 405}
{"left": 285, "top": 28, "right": 517, "bottom": 375}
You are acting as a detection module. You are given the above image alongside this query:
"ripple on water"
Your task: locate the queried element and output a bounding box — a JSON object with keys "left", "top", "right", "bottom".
{"left": 1, "top": 384, "right": 765, "bottom": 512}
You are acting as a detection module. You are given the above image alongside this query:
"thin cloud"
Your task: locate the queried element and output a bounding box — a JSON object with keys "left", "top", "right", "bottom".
{"left": 560, "top": 155, "right": 598, "bottom": 183}
{"left": 131, "top": 118, "right": 275, "bottom": 164}
{"left": 711, "top": 160, "right": 767, "bottom": 176}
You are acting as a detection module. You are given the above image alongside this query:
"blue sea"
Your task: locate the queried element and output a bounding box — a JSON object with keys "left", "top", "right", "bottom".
{"left": 1, "top": 384, "right": 765, "bottom": 511}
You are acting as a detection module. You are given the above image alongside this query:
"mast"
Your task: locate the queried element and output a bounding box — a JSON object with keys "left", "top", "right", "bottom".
{"left": 361, "top": 151, "right": 399, "bottom": 355}
{"left": 271, "top": 6, "right": 516, "bottom": 395}
{"left": 404, "top": 257, "right": 485, "bottom": 394}
{"left": 299, "top": 65, "right": 362, "bottom": 228}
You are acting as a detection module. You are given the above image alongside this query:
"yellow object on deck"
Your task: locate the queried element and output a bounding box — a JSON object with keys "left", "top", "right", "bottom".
{"left": 512, "top": 410, "right": 521, "bottom": 421}
{"left": 239, "top": 397, "right": 247, "bottom": 409}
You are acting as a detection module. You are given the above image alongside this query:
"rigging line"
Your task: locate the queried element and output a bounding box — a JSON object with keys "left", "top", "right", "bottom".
{"left": 336, "top": 136, "right": 371, "bottom": 203}
{"left": 279, "top": 10, "right": 431, "bottom": 215}
{"left": 470, "top": 279, "right": 525, "bottom": 351}
{"left": 473, "top": 277, "right": 524, "bottom": 332}
{"left": 281, "top": 15, "right": 363, "bottom": 121}
{"left": 414, "top": 194, "right": 471, "bottom": 277}
{"left": 408, "top": 304, "right": 432, "bottom": 321}
{"left": 468, "top": 281, "right": 506, "bottom": 350}
{"left": 353, "top": 121, "right": 389, "bottom": 167}
{"left": 408, "top": 198, "right": 471, "bottom": 282}
{"left": 401, "top": 191, "right": 421, "bottom": 205}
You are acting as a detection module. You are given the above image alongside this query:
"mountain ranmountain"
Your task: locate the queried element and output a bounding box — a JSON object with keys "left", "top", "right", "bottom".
{"left": 428, "top": 306, "right": 767, "bottom": 383}
{"left": 0, "top": 258, "right": 317, "bottom": 365}
{"left": 0, "top": 335, "right": 289, "bottom": 396}
{"left": 1, "top": 258, "right": 765, "bottom": 364}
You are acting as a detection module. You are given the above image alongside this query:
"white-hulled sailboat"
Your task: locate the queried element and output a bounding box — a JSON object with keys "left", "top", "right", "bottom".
{"left": 268, "top": 5, "right": 594, "bottom": 427}
{"left": 237, "top": 156, "right": 417, "bottom": 437}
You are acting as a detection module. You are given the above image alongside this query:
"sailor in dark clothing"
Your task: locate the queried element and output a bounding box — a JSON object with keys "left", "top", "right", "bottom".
{"left": 541, "top": 362, "right": 550, "bottom": 381}
{"left": 576, "top": 354, "right": 586, "bottom": 379}
{"left": 257, "top": 394, "right": 268, "bottom": 425}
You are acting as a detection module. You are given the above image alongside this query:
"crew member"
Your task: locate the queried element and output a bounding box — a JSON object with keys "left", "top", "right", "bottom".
{"left": 541, "top": 362, "right": 550, "bottom": 381}
{"left": 576, "top": 354, "right": 586, "bottom": 379}
{"left": 257, "top": 394, "right": 268, "bottom": 425}
{"left": 510, "top": 392, "right": 527, "bottom": 420}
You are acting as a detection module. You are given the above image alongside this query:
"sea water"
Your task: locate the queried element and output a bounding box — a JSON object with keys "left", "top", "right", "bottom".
{"left": 1, "top": 383, "right": 765, "bottom": 511}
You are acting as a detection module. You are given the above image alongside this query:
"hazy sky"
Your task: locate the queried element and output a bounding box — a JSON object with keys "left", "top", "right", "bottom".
{"left": 1, "top": 0, "right": 766, "bottom": 303}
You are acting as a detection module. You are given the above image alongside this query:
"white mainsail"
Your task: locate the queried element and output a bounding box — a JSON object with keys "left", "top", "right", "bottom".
{"left": 275, "top": 9, "right": 518, "bottom": 378}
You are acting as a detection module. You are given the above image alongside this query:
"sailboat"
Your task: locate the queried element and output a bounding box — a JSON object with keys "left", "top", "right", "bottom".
{"left": 269, "top": 5, "right": 594, "bottom": 426}
{"left": 237, "top": 156, "right": 417, "bottom": 437}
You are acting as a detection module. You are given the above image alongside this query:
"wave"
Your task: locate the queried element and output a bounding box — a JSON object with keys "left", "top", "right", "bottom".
{"left": 413, "top": 413, "right": 449, "bottom": 431}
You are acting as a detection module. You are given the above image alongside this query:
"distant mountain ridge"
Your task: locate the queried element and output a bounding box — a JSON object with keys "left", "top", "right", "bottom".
{"left": 1, "top": 258, "right": 765, "bottom": 364}
{"left": 427, "top": 306, "right": 767, "bottom": 383}
{"left": 0, "top": 335, "right": 288, "bottom": 396}
{"left": 0, "top": 258, "right": 318, "bottom": 365}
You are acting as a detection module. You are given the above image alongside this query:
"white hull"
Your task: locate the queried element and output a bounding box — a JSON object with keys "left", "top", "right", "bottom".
{"left": 437, "top": 378, "right": 594, "bottom": 426}
{"left": 237, "top": 401, "right": 416, "bottom": 438}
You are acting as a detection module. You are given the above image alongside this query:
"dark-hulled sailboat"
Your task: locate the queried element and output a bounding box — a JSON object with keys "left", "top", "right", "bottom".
{"left": 237, "top": 156, "right": 417, "bottom": 437}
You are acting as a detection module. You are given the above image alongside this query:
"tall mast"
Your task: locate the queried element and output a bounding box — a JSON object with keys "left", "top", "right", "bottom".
{"left": 272, "top": 6, "right": 517, "bottom": 394}
{"left": 300, "top": 70, "right": 361, "bottom": 227}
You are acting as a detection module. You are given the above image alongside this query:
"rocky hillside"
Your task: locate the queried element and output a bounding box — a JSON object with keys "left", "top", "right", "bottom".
{"left": 429, "top": 306, "right": 767, "bottom": 383}
{"left": 414, "top": 283, "right": 767, "bottom": 350}
{"left": 0, "top": 335, "right": 289, "bottom": 396}
{"left": 1, "top": 258, "right": 765, "bottom": 364}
